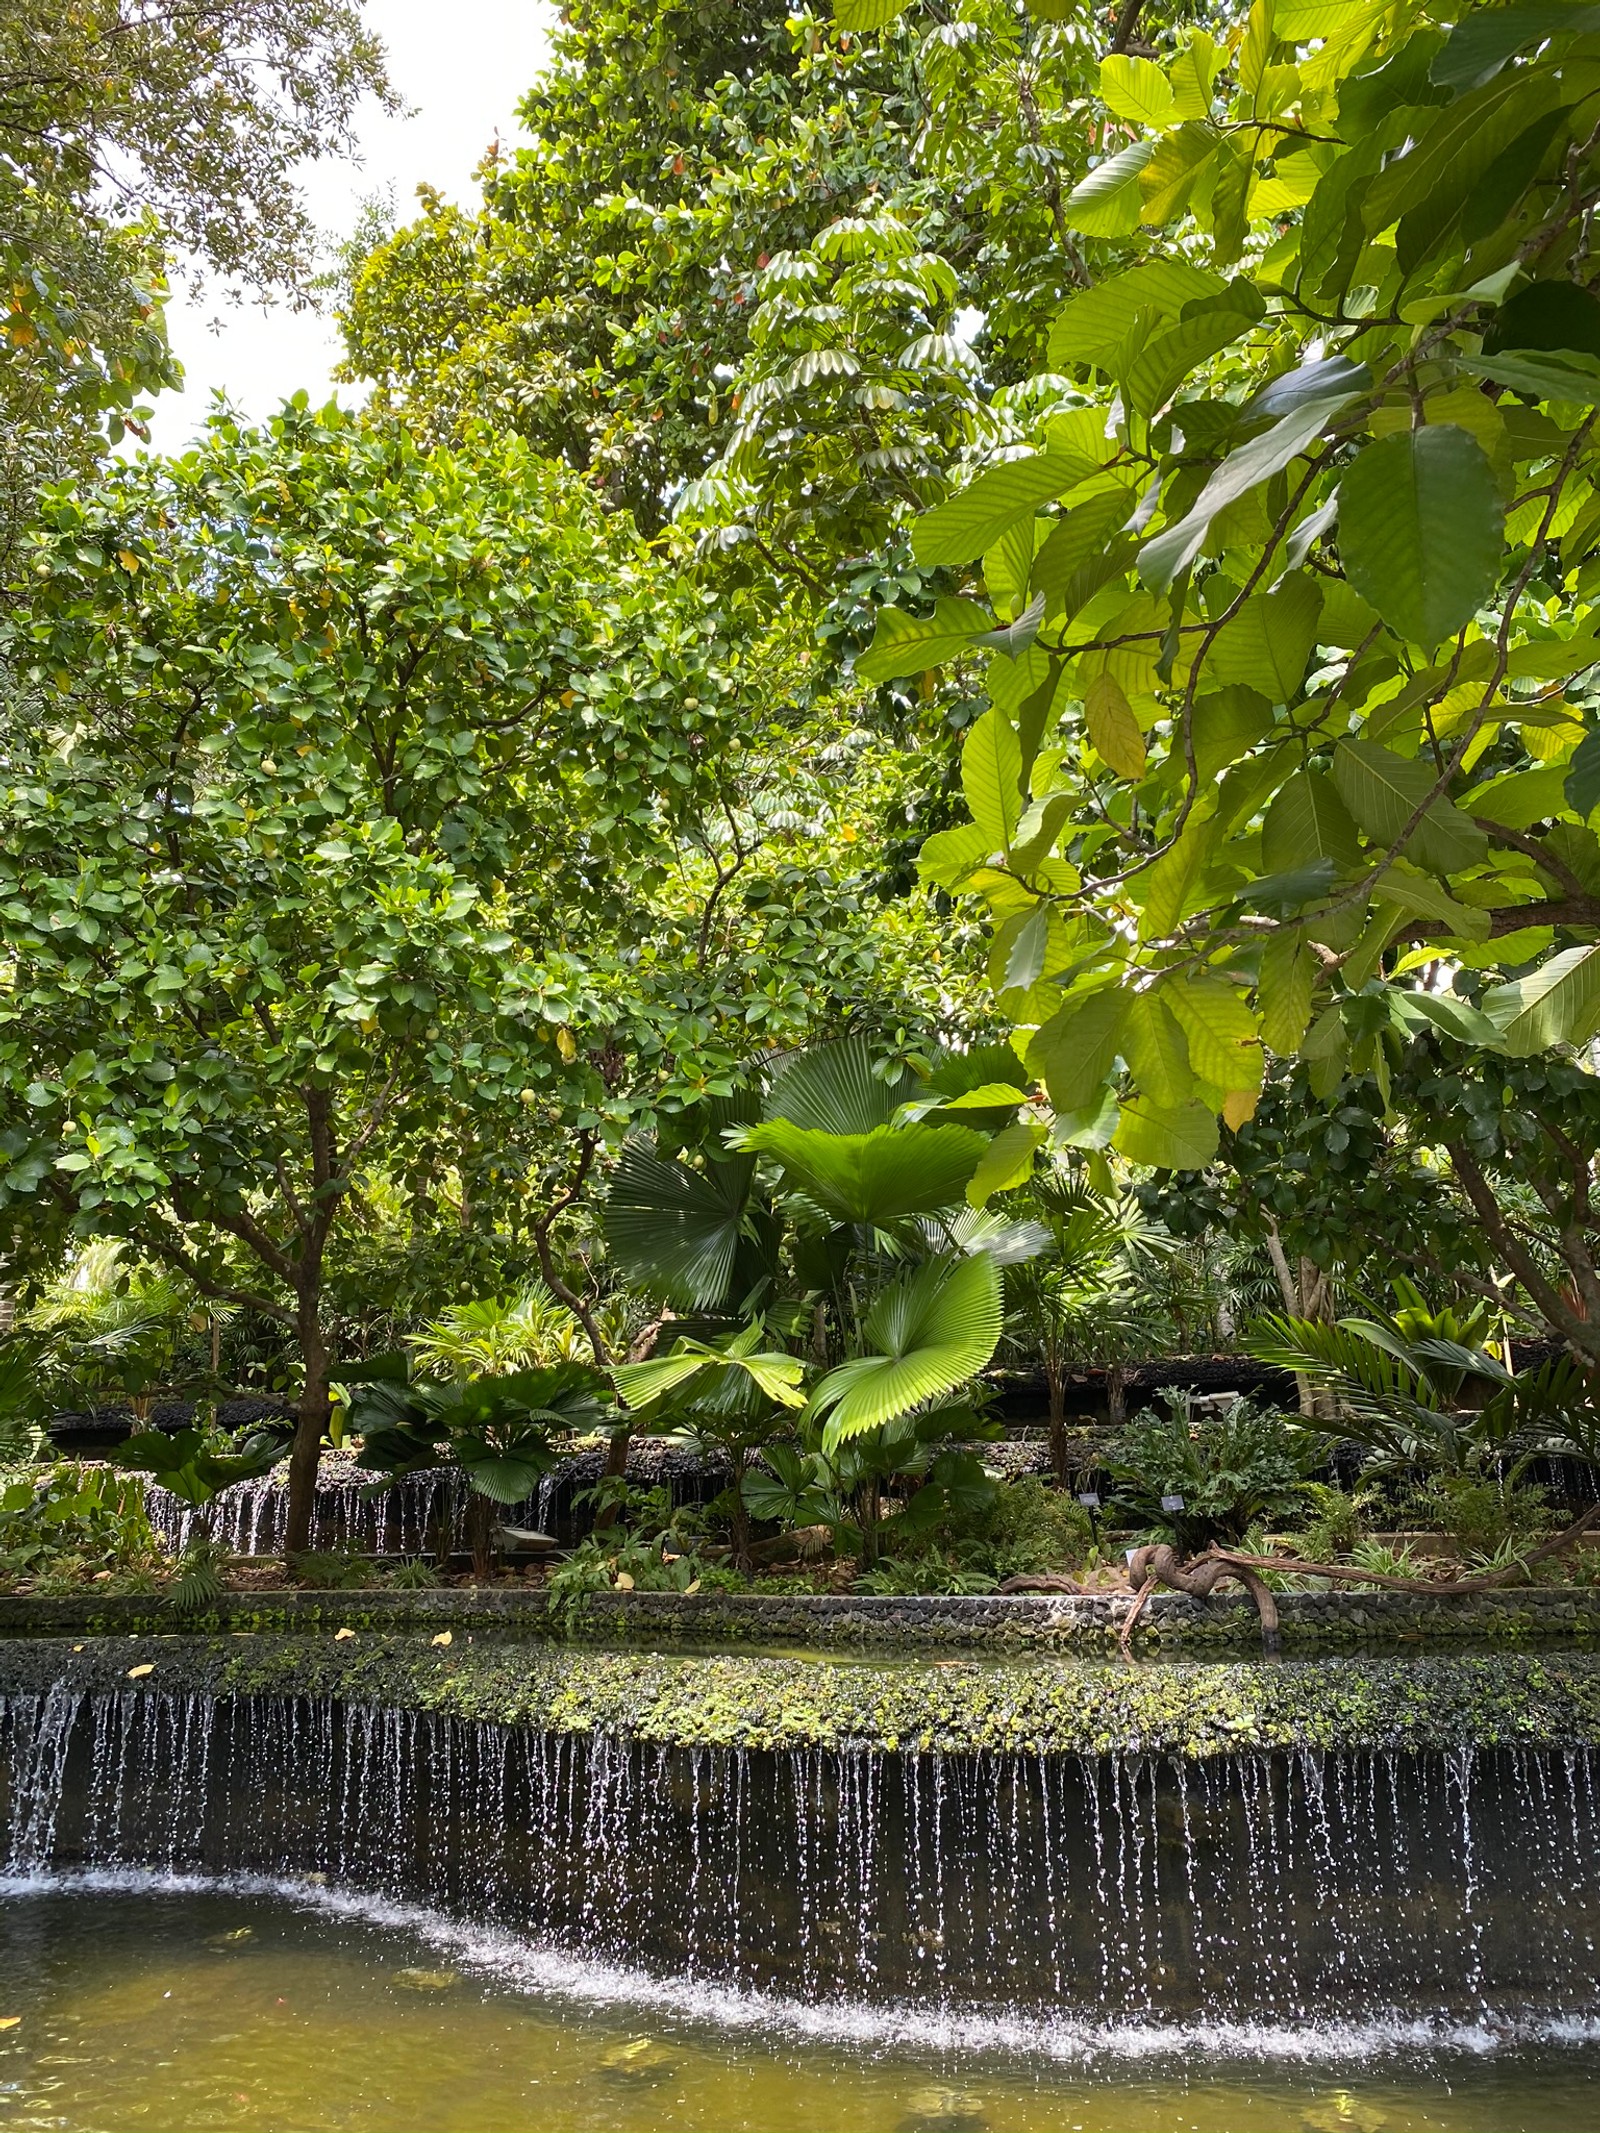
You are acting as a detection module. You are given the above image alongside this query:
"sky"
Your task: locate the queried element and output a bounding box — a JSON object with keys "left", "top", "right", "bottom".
{"left": 147, "top": 0, "right": 555, "bottom": 445}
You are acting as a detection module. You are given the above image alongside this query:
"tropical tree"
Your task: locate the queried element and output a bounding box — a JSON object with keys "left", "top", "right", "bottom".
{"left": 1, "top": 0, "right": 394, "bottom": 547}
{"left": 1003, "top": 1177, "right": 1176, "bottom": 1475}
{"left": 604, "top": 1036, "right": 1029, "bottom": 1560}
{"left": 821, "top": 0, "right": 1600, "bottom": 1253}
{"left": 349, "top": 1359, "right": 613, "bottom": 1575}
{"left": 613, "top": 1322, "right": 806, "bottom": 1572}
{"left": 335, "top": 0, "right": 1102, "bottom": 559}
{"left": 0, "top": 402, "right": 852, "bottom": 1552}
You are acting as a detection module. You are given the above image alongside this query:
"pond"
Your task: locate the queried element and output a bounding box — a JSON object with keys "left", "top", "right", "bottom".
{"left": 0, "top": 1877, "right": 1595, "bottom": 2133}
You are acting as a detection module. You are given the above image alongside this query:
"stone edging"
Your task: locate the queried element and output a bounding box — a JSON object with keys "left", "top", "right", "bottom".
{"left": 0, "top": 1582, "right": 1597, "bottom": 1653}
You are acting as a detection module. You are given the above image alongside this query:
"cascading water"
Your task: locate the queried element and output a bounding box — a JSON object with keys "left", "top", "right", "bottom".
{"left": 143, "top": 1460, "right": 469, "bottom": 1558}
{"left": 1, "top": 1685, "right": 1598, "bottom": 2033}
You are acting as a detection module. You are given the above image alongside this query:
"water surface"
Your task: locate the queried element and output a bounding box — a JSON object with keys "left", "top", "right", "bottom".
{"left": 0, "top": 1879, "right": 1595, "bottom": 2132}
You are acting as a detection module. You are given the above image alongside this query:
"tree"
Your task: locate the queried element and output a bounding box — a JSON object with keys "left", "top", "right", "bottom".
{"left": 1, "top": 0, "right": 394, "bottom": 544}
{"left": 835, "top": 0, "right": 1600, "bottom": 1211}
{"left": 336, "top": 0, "right": 1117, "bottom": 568}
{"left": 0, "top": 402, "right": 895, "bottom": 1552}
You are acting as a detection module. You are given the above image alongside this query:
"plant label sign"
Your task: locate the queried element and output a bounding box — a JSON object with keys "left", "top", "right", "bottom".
{"left": 1077, "top": 1492, "right": 1101, "bottom": 1508}
{"left": 1161, "top": 1494, "right": 1185, "bottom": 1512}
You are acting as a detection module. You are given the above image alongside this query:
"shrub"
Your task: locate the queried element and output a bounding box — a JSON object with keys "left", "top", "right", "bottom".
{"left": 0, "top": 1462, "right": 160, "bottom": 1587}
{"left": 1107, "top": 1392, "right": 1318, "bottom": 1554}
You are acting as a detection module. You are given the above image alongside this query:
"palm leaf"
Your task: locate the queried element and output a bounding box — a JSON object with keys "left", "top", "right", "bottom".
{"left": 765, "top": 1036, "right": 917, "bottom": 1135}
{"left": 743, "top": 1117, "right": 985, "bottom": 1224}
{"left": 810, "top": 1252, "right": 1002, "bottom": 1449}
{"left": 602, "top": 1135, "right": 752, "bottom": 1310}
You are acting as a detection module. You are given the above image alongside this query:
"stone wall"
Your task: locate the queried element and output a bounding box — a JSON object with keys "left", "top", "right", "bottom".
{"left": 2, "top": 1581, "right": 1598, "bottom": 1655}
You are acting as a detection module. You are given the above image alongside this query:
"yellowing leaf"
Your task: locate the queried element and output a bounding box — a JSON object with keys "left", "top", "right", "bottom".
{"left": 126, "top": 1663, "right": 155, "bottom": 1679}
{"left": 1222, "top": 1087, "right": 1260, "bottom": 1128}
{"left": 614, "top": 1571, "right": 636, "bottom": 1590}
{"left": 556, "top": 1026, "right": 578, "bottom": 1062}
{"left": 334, "top": 1627, "right": 357, "bottom": 1642}
{"left": 431, "top": 1631, "right": 453, "bottom": 1647}
{"left": 117, "top": 549, "right": 140, "bottom": 573}
{"left": 1084, "top": 673, "right": 1147, "bottom": 779}
{"left": 1168, "top": 978, "right": 1263, "bottom": 1092}
{"left": 1100, "top": 54, "right": 1175, "bottom": 128}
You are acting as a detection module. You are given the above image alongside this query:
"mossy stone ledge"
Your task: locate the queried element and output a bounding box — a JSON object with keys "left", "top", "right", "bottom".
{"left": 7, "top": 1633, "right": 1600, "bottom": 1759}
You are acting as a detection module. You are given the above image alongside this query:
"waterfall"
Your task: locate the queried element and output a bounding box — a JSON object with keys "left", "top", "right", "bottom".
{"left": 144, "top": 1462, "right": 469, "bottom": 1558}
{"left": 3, "top": 1685, "right": 1599, "bottom": 2027}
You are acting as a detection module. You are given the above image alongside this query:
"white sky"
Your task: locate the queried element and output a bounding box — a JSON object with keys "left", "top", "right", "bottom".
{"left": 147, "top": 0, "right": 555, "bottom": 444}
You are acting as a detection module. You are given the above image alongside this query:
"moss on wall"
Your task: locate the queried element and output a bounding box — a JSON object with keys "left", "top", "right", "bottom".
{"left": 9, "top": 1631, "right": 1600, "bottom": 1759}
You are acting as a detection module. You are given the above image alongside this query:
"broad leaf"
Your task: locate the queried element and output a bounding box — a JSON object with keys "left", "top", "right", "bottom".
{"left": 744, "top": 1117, "right": 986, "bottom": 1223}
{"left": 1112, "top": 1096, "right": 1221, "bottom": 1170}
{"left": 1339, "top": 428, "right": 1504, "bottom": 647}
{"left": 810, "top": 1252, "right": 1003, "bottom": 1447}
{"left": 1481, "top": 944, "right": 1600, "bottom": 1054}
{"left": 603, "top": 1138, "right": 750, "bottom": 1311}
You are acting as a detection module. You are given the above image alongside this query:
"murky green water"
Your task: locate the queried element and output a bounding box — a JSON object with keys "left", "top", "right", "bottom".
{"left": 0, "top": 1881, "right": 1594, "bottom": 2132}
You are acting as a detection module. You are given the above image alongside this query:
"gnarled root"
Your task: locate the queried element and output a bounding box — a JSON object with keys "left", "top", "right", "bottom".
{"left": 1122, "top": 1543, "right": 1281, "bottom": 1656}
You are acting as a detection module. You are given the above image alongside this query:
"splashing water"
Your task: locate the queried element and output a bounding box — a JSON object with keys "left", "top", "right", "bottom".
{"left": 1, "top": 1685, "right": 1599, "bottom": 2039}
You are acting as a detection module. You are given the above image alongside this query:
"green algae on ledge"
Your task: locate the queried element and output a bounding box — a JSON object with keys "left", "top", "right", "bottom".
{"left": 7, "top": 1633, "right": 1600, "bottom": 1759}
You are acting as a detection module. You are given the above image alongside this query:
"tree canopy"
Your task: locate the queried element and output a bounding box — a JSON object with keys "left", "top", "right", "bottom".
{"left": 831, "top": 0, "right": 1600, "bottom": 1189}
{"left": 0, "top": 401, "right": 951, "bottom": 1540}
{"left": 0, "top": 0, "right": 394, "bottom": 548}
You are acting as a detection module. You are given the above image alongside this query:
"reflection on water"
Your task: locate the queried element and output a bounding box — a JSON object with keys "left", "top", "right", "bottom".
{"left": 0, "top": 1880, "right": 1594, "bottom": 2133}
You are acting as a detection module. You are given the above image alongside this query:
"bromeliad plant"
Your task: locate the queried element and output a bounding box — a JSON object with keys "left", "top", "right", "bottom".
{"left": 604, "top": 1037, "right": 1032, "bottom": 1563}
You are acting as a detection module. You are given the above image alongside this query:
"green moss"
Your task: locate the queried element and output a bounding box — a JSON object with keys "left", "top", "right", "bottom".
{"left": 7, "top": 1632, "right": 1600, "bottom": 1759}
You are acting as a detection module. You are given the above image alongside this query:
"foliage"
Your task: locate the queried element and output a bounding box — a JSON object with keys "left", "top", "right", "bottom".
{"left": 840, "top": 0, "right": 1600, "bottom": 1213}
{"left": 1107, "top": 1390, "right": 1317, "bottom": 1553}
{"left": 0, "top": 0, "right": 392, "bottom": 543}
{"left": 408, "top": 1288, "right": 594, "bottom": 1379}
{"left": 0, "top": 1460, "right": 158, "bottom": 1585}
{"left": 886, "top": 1471, "right": 1093, "bottom": 1585}
{"left": 169, "top": 1534, "right": 230, "bottom": 1614}
{"left": 0, "top": 402, "right": 913, "bottom": 1550}
{"left": 1415, "top": 1470, "right": 1554, "bottom": 1561}
{"left": 109, "top": 1425, "right": 281, "bottom": 1511}
{"left": 350, "top": 1360, "right": 610, "bottom": 1508}
{"left": 18, "top": 1240, "right": 192, "bottom": 1409}
{"left": 287, "top": 1547, "right": 378, "bottom": 1591}
{"left": 1248, "top": 1281, "right": 1600, "bottom": 1475}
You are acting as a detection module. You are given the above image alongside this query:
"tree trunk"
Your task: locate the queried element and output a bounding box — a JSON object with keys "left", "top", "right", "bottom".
{"left": 466, "top": 1490, "right": 493, "bottom": 1581}
{"left": 1047, "top": 1366, "right": 1069, "bottom": 1487}
{"left": 858, "top": 1479, "right": 880, "bottom": 1567}
{"left": 284, "top": 1298, "right": 329, "bottom": 1559}
{"left": 1105, "top": 1362, "right": 1126, "bottom": 1426}
{"left": 729, "top": 1446, "right": 753, "bottom": 1577}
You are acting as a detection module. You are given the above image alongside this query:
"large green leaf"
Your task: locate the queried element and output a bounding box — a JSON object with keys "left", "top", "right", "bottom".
{"left": 810, "top": 1252, "right": 1003, "bottom": 1447}
{"left": 602, "top": 1137, "right": 751, "bottom": 1311}
{"left": 1481, "top": 943, "right": 1600, "bottom": 1054}
{"left": 1339, "top": 429, "right": 1504, "bottom": 648}
{"left": 1062, "top": 140, "right": 1157, "bottom": 238}
{"left": 743, "top": 1117, "right": 986, "bottom": 1223}
{"left": 1331, "top": 739, "right": 1488, "bottom": 874}
{"left": 912, "top": 453, "right": 1084, "bottom": 568}
{"left": 1261, "top": 768, "right": 1361, "bottom": 873}
{"left": 1142, "top": 389, "right": 1360, "bottom": 589}
{"left": 1049, "top": 261, "right": 1222, "bottom": 369}
{"left": 855, "top": 597, "right": 992, "bottom": 683}
{"left": 1112, "top": 1096, "right": 1220, "bottom": 1170}
{"left": 765, "top": 1036, "right": 915, "bottom": 1134}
